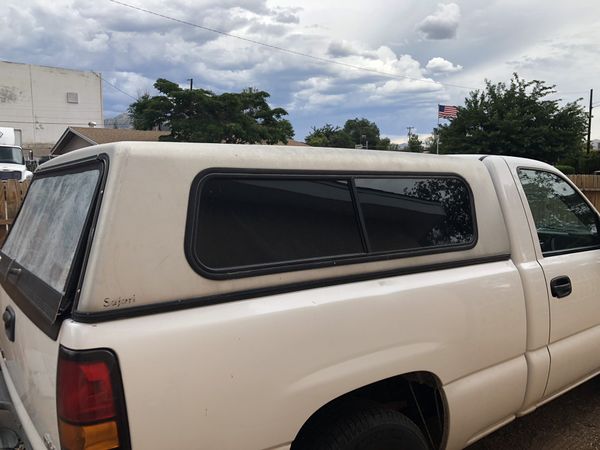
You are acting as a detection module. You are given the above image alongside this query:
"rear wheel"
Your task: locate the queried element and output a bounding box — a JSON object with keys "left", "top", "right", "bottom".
{"left": 296, "top": 407, "right": 430, "bottom": 450}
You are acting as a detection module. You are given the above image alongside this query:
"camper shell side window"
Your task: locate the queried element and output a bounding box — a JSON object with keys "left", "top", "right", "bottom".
{"left": 185, "top": 170, "right": 477, "bottom": 279}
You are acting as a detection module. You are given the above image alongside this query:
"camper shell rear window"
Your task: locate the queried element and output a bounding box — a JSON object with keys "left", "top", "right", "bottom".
{"left": 186, "top": 171, "right": 476, "bottom": 279}
{"left": 0, "top": 158, "right": 105, "bottom": 338}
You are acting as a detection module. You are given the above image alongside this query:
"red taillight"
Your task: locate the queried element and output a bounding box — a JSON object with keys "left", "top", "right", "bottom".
{"left": 58, "top": 359, "right": 116, "bottom": 423}
{"left": 57, "top": 347, "right": 130, "bottom": 450}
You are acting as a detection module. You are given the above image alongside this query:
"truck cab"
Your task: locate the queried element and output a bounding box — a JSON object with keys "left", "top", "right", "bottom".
{"left": 0, "top": 128, "right": 33, "bottom": 182}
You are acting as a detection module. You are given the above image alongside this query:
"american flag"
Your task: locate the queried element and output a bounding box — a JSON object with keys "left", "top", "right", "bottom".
{"left": 438, "top": 104, "right": 458, "bottom": 119}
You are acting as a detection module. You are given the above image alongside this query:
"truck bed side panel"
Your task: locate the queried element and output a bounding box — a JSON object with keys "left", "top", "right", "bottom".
{"left": 0, "top": 289, "right": 60, "bottom": 449}
{"left": 61, "top": 260, "right": 526, "bottom": 450}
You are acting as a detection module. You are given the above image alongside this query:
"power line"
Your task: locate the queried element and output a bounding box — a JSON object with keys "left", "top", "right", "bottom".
{"left": 95, "top": 73, "right": 138, "bottom": 100}
{"left": 107, "top": 0, "right": 478, "bottom": 91}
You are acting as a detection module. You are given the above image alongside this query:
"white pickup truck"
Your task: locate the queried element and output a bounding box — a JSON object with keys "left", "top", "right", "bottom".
{"left": 0, "top": 143, "right": 599, "bottom": 450}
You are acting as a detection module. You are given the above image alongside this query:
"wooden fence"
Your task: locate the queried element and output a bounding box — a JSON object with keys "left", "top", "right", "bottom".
{"left": 0, "top": 176, "right": 597, "bottom": 247}
{"left": 0, "top": 180, "right": 30, "bottom": 245}
{"left": 568, "top": 175, "right": 600, "bottom": 211}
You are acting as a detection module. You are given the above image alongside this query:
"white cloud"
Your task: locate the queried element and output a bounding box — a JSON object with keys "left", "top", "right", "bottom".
{"left": 0, "top": 0, "right": 460, "bottom": 139}
{"left": 328, "top": 40, "right": 358, "bottom": 58}
{"left": 2, "top": 0, "right": 600, "bottom": 141}
{"left": 417, "top": 3, "right": 461, "bottom": 40}
{"left": 425, "top": 57, "right": 463, "bottom": 74}
{"left": 101, "top": 71, "right": 155, "bottom": 117}
{"left": 287, "top": 49, "right": 444, "bottom": 112}
{"left": 272, "top": 6, "right": 302, "bottom": 24}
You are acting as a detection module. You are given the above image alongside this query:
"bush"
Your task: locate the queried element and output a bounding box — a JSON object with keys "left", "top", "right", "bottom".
{"left": 557, "top": 152, "right": 600, "bottom": 174}
{"left": 555, "top": 165, "right": 576, "bottom": 174}
{"left": 576, "top": 152, "right": 600, "bottom": 174}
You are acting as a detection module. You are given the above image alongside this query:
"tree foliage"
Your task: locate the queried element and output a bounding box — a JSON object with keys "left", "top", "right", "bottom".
{"left": 406, "top": 134, "right": 424, "bottom": 153}
{"left": 305, "top": 117, "right": 392, "bottom": 150}
{"left": 556, "top": 150, "right": 600, "bottom": 174}
{"left": 423, "top": 134, "right": 438, "bottom": 153}
{"left": 343, "top": 118, "right": 382, "bottom": 149}
{"left": 304, "top": 124, "right": 354, "bottom": 148}
{"left": 438, "top": 74, "right": 588, "bottom": 163}
{"left": 128, "top": 79, "right": 294, "bottom": 144}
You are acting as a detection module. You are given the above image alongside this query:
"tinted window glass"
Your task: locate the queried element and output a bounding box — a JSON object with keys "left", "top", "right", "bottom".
{"left": 2, "top": 169, "right": 100, "bottom": 293}
{"left": 195, "top": 178, "right": 364, "bottom": 269}
{"left": 354, "top": 177, "right": 474, "bottom": 252}
{"left": 518, "top": 169, "right": 600, "bottom": 254}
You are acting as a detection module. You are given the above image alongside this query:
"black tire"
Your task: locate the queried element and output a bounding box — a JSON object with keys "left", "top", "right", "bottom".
{"left": 297, "top": 407, "right": 430, "bottom": 450}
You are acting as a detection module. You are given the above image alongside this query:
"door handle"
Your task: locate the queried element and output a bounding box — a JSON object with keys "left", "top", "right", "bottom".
{"left": 3, "top": 306, "right": 15, "bottom": 342}
{"left": 550, "top": 276, "right": 572, "bottom": 299}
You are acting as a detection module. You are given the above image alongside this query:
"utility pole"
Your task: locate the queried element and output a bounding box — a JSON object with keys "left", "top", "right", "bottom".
{"left": 587, "top": 89, "right": 593, "bottom": 154}
{"left": 188, "top": 78, "right": 193, "bottom": 91}
{"left": 436, "top": 105, "right": 441, "bottom": 155}
{"left": 407, "top": 126, "right": 414, "bottom": 137}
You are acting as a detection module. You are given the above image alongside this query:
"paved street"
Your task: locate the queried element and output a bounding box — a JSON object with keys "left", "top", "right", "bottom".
{"left": 467, "top": 375, "right": 600, "bottom": 450}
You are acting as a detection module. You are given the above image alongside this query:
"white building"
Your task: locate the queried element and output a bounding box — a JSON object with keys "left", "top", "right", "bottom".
{"left": 0, "top": 61, "right": 103, "bottom": 156}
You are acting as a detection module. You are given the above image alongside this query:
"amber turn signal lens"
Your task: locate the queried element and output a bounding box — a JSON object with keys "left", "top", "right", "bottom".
{"left": 59, "top": 419, "right": 120, "bottom": 450}
{"left": 57, "top": 347, "right": 130, "bottom": 449}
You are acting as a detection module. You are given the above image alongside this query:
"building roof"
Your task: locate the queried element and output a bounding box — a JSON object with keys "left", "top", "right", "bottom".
{"left": 52, "top": 126, "right": 309, "bottom": 155}
{"left": 285, "top": 139, "right": 309, "bottom": 147}
{"left": 68, "top": 127, "right": 170, "bottom": 145}
{"left": 51, "top": 127, "right": 170, "bottom": 155}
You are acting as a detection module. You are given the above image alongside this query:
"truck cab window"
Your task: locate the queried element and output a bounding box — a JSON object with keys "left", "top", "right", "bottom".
{"left": 0, "top": 147, "right": 24, "bottom": 165}
{"left": 518, "top": 169, "right": 600, "bottom": 255}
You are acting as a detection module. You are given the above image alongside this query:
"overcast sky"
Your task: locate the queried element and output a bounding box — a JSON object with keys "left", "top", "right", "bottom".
{"left": 2, "top": 0, "right": 599, "bottom": 142}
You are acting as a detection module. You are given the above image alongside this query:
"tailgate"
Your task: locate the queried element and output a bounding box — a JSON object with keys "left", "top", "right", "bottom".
{"left": 0, "top": 158, "right": 105, "bottom": 448}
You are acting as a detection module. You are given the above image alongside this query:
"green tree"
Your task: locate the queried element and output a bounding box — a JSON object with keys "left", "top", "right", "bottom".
{"left": 438, "top": 74, "right": 588, "bottom": 163}
{"left": 343, "top": 118, "right": 381, "bottom": 149}
{"left": 128, "top": 79, "right": 294, "bottom": 144}
{"left": 406, "top": 134, "right": 424, "bottom": 153}
{"left": 305, "top": 124, "right": 354, "bottom": 148}
{"left": 376, "top": 137, "right": 392, "bottom": 150}
{"left": 306, "top": 117, "right": 393, "bottom": 149}
{"left": 423, "top": 134, "right": 438, "bottom": 153}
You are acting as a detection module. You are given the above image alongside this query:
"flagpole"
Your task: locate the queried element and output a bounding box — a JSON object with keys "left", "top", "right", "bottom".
{"left": 436, "top": 105, "right": 440, "bottom": 155}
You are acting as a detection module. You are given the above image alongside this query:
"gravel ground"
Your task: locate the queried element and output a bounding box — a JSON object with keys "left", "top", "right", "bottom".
{"left": 466, "top": 375, "right": 600, "bottom": 450}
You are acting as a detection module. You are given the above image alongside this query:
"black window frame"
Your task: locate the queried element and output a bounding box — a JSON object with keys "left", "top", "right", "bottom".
{"left": 517, "top": 167, "right": 600, "bottom": 258}
{"left": 185, "top": 169, "right": 478, "bottom": 279}
{"left": 0, "top": 155, "right": 108, "bottom": 340}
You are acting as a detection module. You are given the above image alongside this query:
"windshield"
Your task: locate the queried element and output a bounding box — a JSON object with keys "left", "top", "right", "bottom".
{"left": 0, "top": 147, "right": 24, "bottom": 165}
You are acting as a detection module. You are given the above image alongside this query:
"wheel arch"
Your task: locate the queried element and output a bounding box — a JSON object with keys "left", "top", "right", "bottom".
{"left": 290, "top": 370, "right": 448, "bottom": 450}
